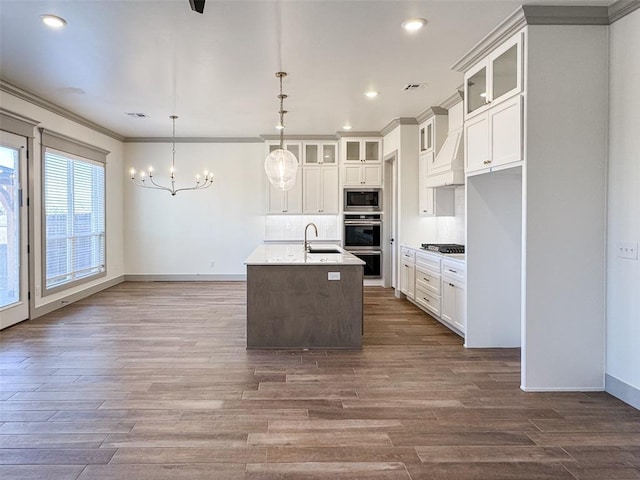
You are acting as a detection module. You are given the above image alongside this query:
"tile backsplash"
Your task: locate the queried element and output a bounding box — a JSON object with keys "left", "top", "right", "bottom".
{"left": 265, "top": 215, "right": 341, "bottom": 242}
{"left": 436, "top": 186, "right": 465, "bottom": 244}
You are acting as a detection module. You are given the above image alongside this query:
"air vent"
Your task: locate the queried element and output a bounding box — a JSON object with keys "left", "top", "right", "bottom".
{"left": 402, "top": 83, "right": 427, "bottom": 91}
{"left": 125, "top": 112, "right": 148, "bottom": 118}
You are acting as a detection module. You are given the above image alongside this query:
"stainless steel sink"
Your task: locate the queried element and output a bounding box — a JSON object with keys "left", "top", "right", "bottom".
{"left": 307, "top": 247, "right": 341, "bottom": 254}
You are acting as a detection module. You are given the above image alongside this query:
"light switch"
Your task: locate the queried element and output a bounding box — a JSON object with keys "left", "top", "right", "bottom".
{"left": 328, "top": 272, "right": 341, "bottom": 281}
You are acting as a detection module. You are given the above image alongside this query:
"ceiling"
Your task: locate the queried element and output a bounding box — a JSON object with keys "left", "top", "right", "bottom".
{"left": 0, "top": 0, "right": 612, "bottom": 139}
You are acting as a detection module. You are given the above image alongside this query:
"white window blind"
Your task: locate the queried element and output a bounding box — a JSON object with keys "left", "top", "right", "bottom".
{"left": 44, "top": 148, "right": 105, "bottom": 291}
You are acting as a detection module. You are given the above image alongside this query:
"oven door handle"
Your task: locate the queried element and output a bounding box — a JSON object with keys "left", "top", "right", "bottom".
{"left": 344, "top": 221, "right": 382, "bottom": 226}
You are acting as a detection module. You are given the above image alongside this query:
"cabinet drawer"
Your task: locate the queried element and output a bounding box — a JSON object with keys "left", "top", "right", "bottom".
{"left": 416, "top": 252, "right": 440, "bottom": 273}
{"left": 442, "top": 260, "right": 465, "bottom": 282}
{"left": 415, "top": 266, "right": 440, "bottom": 295}
{"left": 415, "top": 286, "right": 440, "bottom": 317}
{"left": 401, "top": 247, "right": 415, "bottom": 263}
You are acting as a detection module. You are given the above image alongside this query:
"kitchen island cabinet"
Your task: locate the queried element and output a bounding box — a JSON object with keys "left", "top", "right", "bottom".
{"left": 244, "top": 244, "right": 364, "bottom": 349}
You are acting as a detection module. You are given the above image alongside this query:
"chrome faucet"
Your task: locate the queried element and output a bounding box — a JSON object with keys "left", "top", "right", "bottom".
{"left": 304, "top": 222, "right": 318, "bottom": 252}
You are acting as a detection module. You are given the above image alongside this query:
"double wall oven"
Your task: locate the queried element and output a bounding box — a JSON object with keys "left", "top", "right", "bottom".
{"left": 343, "top": 213, "right": 382, "bottom": 278}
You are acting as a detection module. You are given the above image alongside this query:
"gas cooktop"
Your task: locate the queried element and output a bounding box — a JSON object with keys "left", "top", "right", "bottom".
{"left": 421, "top": 243, "right": 465, "bottom": 254}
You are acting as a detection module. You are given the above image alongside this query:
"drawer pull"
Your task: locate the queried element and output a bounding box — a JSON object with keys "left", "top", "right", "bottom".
{"left": 449, "top": 283, "right": 455, "bottom": 287}
{"left": 423, "top": 297, "right": 430, "bottom": 303}
{"left": 423, "top": 277, "right": 429, "bottom": 282}
{"left": 449, "top": 269, "right": 457, "bottom": 274}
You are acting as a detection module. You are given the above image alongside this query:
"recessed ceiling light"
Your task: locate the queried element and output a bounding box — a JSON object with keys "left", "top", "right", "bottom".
{"left": 41, "top": 14, "right": 67, "bottom": 29}
{"left": 364, "top": 91, "right": 378, "bottom": 99}
{"left": 402, "top": 18, "right": 426, "bottom": 32}
{"left": 343, "top": 124, "right": 352, "bottom": 130}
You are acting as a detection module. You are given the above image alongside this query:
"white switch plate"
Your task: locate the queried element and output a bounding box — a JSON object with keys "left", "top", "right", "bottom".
{"left": 328, "top": 272, "right": 341, "bottom": 281}
{"left": 617, "top": 241, "right": 638, "bottom": 260}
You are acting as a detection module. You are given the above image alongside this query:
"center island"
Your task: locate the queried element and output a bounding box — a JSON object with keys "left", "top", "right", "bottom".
{"left": 244, "top": 244, "right": 365, "bottom": 349}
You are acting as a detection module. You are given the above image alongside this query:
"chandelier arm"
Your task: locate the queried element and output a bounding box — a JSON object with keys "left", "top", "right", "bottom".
{"left": 146, "top": 175, "right": 177, "bottom": 194}
{"left": 172, "top": 181, "right": 214, "bottom": 194}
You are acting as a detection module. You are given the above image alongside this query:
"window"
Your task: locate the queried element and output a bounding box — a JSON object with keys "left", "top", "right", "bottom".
{"left": 41, "top": 129, "right": 108, "bottom": 294}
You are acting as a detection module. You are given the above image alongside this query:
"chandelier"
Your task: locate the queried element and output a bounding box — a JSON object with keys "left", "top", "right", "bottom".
{"left": 130, "top": 115, "right": 213, "bottom": 196}
{"left": 264, "top": 72, "right": 299, "bottom": 191}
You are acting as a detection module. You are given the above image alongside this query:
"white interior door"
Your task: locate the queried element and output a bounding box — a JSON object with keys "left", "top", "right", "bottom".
{"left": 383, "top": 153, "right": 397, "bottom": 290}
{"left": 0, "top": 131, "right": 29, "bottom": 329}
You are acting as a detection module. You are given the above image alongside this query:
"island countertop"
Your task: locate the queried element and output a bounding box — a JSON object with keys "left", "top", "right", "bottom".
{"left": 245, "top": 243, "right": 365, "bottom": 266}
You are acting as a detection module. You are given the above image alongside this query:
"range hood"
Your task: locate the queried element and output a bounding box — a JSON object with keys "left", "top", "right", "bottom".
{"left": 425, "top": 126, "right": 465, "bottom": 188}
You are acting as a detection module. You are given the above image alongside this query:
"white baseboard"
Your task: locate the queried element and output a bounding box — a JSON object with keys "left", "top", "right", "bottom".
{"left": 124, "top": 274, "right": 247, "bottom": 282}
{"left": 520, "top": 385, "right": 604, "bottom": 392}
{"left": 32, "top": 275, "right": 125, "bottom": 319}
{"left": 605, "top": 374, "right": 640, "bottom": 410}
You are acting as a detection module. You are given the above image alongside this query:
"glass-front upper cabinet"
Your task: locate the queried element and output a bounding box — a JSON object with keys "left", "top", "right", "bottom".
{"left": 464, "top": 32, "right": 523, "bottom": 118}
{"left": 343, "top": 139, "right": 381, "bottom": 163}
{"left": 304, "top": 142, "right": 337, "bottom": 165}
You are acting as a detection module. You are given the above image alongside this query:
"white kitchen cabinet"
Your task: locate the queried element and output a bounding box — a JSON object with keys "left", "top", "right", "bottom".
{"left": 419, "top": 152, "right": 455, "bottom": 216}
{"left": 441, "top": 260, "right": 466, "bottom": 333}
{"left": 266, "top": 142, "right": 303, "bottom": 214}
{"left": 464, "top": 33, "right": 523, "bottom": 118}
{"left": 465, "top": 95, "right": 523, "bottom": 175}
{"left": 303, "top": 166, "right": 339, "bottom": 214}
{"left": 342, "top": 138, "right": 381, "bottom": 163}
{"left": 400, "top": 248, "right": 415, "bottom": 299}
{"left": 419, "top": 114, "right": 447, "bottom": 155}
{"left": 343, "top": 163, "right": 382, "bottom": 186}
{"left": 303, "top": 142, "right": 338, "bottom": 165}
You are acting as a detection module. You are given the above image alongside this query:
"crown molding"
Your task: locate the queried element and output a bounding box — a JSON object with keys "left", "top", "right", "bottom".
{"left": 1, "top": 78, "right": 125, "bottom": 142}
{"left": 440, "top": 89, "right": 464, "bottom": 110}
{"left": 416, "top": 107, "right": 448, "bottom": 125}
{"left": 335, "top": 131, "right": 382, "bottom": 139}
{"left": 125, "top": 137, "right": 263, "bottom": 144}
{"left": 609, "top": 0, "right": 640, "bottom": 23}
{"left": 451, "top": 5, "right": 609, "bottom": 73}
{"left": 259, "top": 134, "right": 339, "bottom": 142}
{"left": 380, "top": 117, "right": 418, "bottom": 137}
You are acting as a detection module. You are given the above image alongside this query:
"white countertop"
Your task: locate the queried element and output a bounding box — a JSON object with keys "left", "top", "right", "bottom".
{"left": 245, "top": 244, "right": 366, "bottom": 266}
{"left": 402, "top": 244, "right": 466, "bottom": 264}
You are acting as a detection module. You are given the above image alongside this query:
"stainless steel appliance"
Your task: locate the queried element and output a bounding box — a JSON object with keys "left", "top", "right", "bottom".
{"left": 344, "top": 188, "right": 382, "bottom": 212}
{"left": 344, "top": 213, "right": 382, "bottom": 278}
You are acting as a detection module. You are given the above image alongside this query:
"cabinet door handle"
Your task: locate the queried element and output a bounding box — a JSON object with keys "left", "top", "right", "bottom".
{"left": 483, "top": 160, "right": 492, "bottom": 165}
{"left": 423, "top": 277, "right": 429, "bottom": 282}
{"left": 449, "top": 283, "right": 455, "bottom": 287}
{"left": 282, "top": 209, "right": 288, "bottom": 212}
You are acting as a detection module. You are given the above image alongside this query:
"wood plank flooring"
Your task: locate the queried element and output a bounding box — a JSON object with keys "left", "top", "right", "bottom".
{"left": 1, "top": 282, "right": 639, "bottom": 479}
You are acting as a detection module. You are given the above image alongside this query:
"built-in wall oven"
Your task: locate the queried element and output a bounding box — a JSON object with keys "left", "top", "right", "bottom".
{"left": 344, "top": 213, "right": 382, "bottom": 278}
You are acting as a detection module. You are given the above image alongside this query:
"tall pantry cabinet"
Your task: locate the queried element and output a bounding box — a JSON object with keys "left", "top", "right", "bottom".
{"left": 453, "top": 6, "right": 608, "bottom": 391}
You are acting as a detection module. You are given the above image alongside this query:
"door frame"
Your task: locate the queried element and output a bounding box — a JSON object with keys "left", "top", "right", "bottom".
{"left": 0, "top": 131, "right": 30, "bottom": 329}
{"left": 383, "top": 151, "right": 398, "bottom": 290}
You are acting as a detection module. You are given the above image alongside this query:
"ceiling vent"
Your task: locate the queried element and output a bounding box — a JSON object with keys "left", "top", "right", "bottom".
{"left": 125, "top": 113, "right": 148, "bottom": 118}
{"left": 402, "top": 83, "right": 427, "bottom": 91}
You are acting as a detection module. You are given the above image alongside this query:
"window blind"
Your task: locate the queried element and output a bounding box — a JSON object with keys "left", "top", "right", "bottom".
{"left": 43, "top": 148, "right": 105, "bottom": 291}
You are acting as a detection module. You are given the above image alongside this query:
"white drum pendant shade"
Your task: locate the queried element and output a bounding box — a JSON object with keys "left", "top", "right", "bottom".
{"left": 264, "top": 148, "right": 298, "bottom": 191}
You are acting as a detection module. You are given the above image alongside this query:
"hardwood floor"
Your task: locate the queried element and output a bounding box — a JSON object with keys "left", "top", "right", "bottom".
{"left": 1, "top": 282, "right": 638, "bottom": 479}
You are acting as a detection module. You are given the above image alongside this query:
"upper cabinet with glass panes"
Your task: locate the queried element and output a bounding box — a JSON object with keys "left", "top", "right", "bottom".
{"left": 464, "top": 32, "right": 523, "bottom": 118}
{"left": 303, "top": 142, "right": 338, "bottom": 165}
{"left": 342, "top": 139, "right": 381, "bottom": 163}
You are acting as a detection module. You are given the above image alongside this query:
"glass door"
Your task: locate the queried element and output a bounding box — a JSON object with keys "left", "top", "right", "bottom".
{"left": 0, "top": 132, "right": 28, "bottom": 329}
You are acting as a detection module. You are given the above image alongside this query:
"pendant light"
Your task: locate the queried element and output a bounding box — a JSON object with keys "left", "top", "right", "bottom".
{"left": 264, "top": 72, "right": 298, "bottom": 191}
{"left": 130, "top": 115, "right": 213, "bottom": 196}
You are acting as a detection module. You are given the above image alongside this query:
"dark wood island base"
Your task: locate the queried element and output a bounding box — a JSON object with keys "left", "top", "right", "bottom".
{"left": 246, "top": 264, "right": 363, "bottom": 349}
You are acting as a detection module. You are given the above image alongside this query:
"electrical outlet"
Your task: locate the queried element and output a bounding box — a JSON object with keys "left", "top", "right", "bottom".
{"left": 328, "top": 272, "right": 341, "bottom": 281}
{"left": 617, "top": 241, "right": 638, "bottom": 260}
{"left": 35, "top": 285, "right": 41, "bottom": 296}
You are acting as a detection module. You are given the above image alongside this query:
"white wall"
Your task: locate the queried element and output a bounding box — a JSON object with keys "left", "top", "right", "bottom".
{"left": 0, "top": 91, "right": 125, "bottom": 313}
{"left": 124, "top": 141, "right": 264, "bottom": 276}
{"left": 606, "top": 9, "right": 640, "bottom": 406}
{"left": 523, "top": 25, "right": 608, "bottom": 390}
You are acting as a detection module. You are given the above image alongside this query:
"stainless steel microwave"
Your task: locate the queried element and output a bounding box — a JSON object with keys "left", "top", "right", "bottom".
{"left": 344, "top": 188, "right": 382, "bottom": 212}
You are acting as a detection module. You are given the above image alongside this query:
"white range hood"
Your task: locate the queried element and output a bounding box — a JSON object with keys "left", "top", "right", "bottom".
{"left": 425, "top": 99, "right": 465, "bottom": 188}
